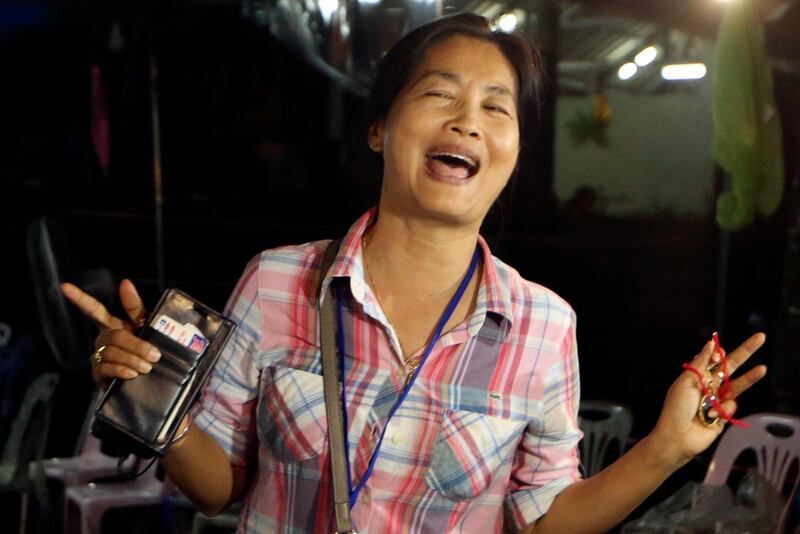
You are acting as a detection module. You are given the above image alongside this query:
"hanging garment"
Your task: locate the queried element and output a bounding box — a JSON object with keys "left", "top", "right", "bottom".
{"left": 712, "top": 0, "right": 785, "bottom": 231}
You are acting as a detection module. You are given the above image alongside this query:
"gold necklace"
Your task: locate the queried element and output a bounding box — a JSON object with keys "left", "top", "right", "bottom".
{"left": 361, "top": 234, "right": 423, "bottom": 385}
{"left": 361, "top": 233, "right": 390, "bottom": 321}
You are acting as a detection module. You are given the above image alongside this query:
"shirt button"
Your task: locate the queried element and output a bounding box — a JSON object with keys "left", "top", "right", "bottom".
{"left": 391, "top": 433, "right": 403, "bottom": 445}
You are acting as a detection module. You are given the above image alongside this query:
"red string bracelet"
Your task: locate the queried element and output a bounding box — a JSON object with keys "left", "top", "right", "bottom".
{"left": 681, "top": 332, "right": 748, "bottom": 428}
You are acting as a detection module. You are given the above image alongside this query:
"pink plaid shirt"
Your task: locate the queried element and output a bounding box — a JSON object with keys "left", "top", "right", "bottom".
{"left": 193, "top": 209, "right": 582, "bottom": 533}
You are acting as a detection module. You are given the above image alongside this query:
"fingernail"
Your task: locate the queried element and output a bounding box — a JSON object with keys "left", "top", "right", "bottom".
{"left": 124, "top": 369, "right": 138, "bottom": 379}
{"left": 708, "top": 409, "right": 719, "bottom": 418}
{"left": 711, "top": 353, "right": 721, "bottom": 363}
{"left": 148, "top": 348, "right": 161, "bottom": 361}
{"left": 139, "top": 362, "right": 152, "bottom": 373}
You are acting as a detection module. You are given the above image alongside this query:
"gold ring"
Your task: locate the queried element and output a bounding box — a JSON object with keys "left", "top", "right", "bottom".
{"left": 92, "top": 345, "right": 107, "bottom": 365}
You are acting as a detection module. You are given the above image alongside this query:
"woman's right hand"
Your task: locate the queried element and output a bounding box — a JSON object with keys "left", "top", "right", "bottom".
{"left": 62, "top": 279, "right": 161, "bottom": 385}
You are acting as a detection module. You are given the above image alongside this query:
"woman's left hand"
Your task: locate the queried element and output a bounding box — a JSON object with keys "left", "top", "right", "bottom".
{"left": 649, "top": 333, "right": 767, "bottom": 467}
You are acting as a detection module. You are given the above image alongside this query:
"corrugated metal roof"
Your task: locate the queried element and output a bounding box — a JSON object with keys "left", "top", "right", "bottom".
{"left": 239, "top": 0, "right": 799, "bottom": 93}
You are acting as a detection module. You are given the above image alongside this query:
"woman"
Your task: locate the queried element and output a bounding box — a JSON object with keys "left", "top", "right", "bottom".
{"left": 62, "top": 13, "right": 767, "bottom": 533}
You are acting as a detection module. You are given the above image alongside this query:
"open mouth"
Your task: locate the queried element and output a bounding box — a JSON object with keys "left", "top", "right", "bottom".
{"left": 425, "top": 151, "right": 480, "bottom": 179}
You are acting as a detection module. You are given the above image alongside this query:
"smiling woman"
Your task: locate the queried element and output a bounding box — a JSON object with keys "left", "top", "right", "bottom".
{"left": 370, "top": 35, "right": 521, "bottom": 229}
{"left": 62, "top": 12, "right": 767, "bottom": 534}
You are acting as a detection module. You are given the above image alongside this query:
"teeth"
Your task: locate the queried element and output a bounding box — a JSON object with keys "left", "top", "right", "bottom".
{"left": 429, "top": 152, "right": 477, "bottom": 170}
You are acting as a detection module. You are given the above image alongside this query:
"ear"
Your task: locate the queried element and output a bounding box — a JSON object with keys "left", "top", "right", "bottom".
{"left": 368, "top": 120, "right": 385, "bottom": 153}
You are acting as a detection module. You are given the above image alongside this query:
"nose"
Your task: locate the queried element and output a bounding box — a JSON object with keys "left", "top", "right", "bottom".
{"left": 447, "top": 102, "right": 482, "bottom": 139}
{"left": 449, "top": 123, "right": 481, "bottom": 139}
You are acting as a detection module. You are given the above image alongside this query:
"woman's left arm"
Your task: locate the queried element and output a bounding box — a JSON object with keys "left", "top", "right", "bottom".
{"left": 523, "top": 333, "right": 767, "bottom": 534}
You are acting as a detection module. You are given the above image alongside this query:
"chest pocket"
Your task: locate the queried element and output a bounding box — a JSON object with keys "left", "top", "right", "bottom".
{"left": 257, "top": 366, "right": 328, "bottom": 462}
{"left": 425, "top": 408, "right": 525, "bottom": 501}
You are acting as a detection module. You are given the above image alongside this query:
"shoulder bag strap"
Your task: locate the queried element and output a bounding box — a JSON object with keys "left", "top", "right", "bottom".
{"left": 319, "top": 239, "right": 357, "bottom": 534}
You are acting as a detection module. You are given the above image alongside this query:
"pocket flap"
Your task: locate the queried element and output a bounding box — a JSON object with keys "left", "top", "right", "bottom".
{"left": 426, "top": 409, "right": 525, "bottom": 501}
{"left": 257, "top": 366, "right": 328, "bottom": 462}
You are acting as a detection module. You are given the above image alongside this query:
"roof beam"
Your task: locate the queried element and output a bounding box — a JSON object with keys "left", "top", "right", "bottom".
{"left": 566, "top": 0, "right": 799, "bottom": 65}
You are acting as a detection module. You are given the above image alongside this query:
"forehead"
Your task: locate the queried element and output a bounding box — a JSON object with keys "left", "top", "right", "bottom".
{"left": 407, "top": 35, "right": 518, "bottom": 96}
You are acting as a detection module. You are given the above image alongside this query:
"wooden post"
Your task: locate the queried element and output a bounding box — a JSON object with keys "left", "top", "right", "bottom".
{"left": 520, "top": 0, "right": 560, "bottom": 215}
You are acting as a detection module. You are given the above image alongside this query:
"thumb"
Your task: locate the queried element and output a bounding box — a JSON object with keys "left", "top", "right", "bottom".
{"left": 119, "top": 279, "right": 147, "bottom": 328}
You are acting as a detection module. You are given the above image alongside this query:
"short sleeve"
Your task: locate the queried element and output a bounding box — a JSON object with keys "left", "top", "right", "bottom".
{"left": 504, "top": 310, "right": 582, "bottom": 531}
{"left": 192, "top": 254, "right": 262, "bottom": 466}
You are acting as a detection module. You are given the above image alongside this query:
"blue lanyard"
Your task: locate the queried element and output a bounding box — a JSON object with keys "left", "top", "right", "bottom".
{"left": 335, "top": 246, "right": 481, "bottom": 507}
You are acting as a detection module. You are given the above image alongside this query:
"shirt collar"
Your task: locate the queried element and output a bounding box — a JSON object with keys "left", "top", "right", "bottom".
{"left": 321, "top": 208, "right": 515, "bottom": 334}
{"left": 474, "top": 235, "right": 514, "bottom": 332}
{"left": 320, "top": 208, "right": 374, "bottom": 306}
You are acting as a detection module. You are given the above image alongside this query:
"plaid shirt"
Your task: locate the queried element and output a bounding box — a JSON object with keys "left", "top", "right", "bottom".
{"left": 193, "top": 209, "right": 582, "bottom": 533}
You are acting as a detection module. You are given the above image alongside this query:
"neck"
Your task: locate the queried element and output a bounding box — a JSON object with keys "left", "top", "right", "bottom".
{"left": 363, "top": 206, "right": 480, "bottom": 302}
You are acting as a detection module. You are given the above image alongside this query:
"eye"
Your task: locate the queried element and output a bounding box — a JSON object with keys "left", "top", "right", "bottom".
{"left": 484, "top": 103, "right": 510, "bottom": 115}
{"left": 425, "top": 91, "right": 454, "bottom": 100}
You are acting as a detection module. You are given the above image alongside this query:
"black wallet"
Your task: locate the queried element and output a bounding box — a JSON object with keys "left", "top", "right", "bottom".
{"left": 91, "top": 288, "right": 236, "bottom": 458}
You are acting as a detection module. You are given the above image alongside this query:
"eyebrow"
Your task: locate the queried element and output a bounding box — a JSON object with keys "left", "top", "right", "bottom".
{"left": 415, "top": 69, "right": 516, "bottom": 99}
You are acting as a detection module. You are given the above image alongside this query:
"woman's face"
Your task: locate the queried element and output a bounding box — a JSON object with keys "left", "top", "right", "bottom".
{"left": 370, "top": 35, "right": 520, "bottom": 229}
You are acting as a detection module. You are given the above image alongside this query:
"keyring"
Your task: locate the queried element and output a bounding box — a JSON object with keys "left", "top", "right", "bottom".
{"left": 697, "top": 393, "right": 720, "bottom": 426}
{"left": 683, "top": 332, "right": 747, "bottom": 429}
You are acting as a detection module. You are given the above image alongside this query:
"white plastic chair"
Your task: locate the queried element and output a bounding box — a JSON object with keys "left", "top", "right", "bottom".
{"left": 777, "top": 476, "right": 800, "bottom": 534}
{"left": 577, "top": 400, "right": 634, "bottom": 477}
{"left": 704, "top": 413, "right": 800, "bottom": 491}
{"left": 0, "top": 372, "right": 60, "bottom": 534}
{"left": 191, "top": 506, "right": 240, "bottom": 534}
{"left": 704, "top": 413, "right": 800, "bottom": 534}
{"left": 41, "top": 388, "right": 124, "bottom": 484}
{"left": 63, "top": 461, "right": 164, "bottom": 534}
{"left": 43, "top": 433, "right": 121, "bottom": 488}
{"left": 40, "top": 388, "right": 130, "bottom": 532}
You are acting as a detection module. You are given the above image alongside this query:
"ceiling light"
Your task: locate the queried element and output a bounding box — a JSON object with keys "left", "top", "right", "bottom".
{"left": 318, "top": 0, "right": 338, "bottom": 22}
{"left": 618, "top": 62, "right": 638, "bottom": 80}
{"left": 661, "top": 63, "right": 707, "bottom": 80}
{"left": 634, "top": 46, "right": 658, "bottom": 67}
{"left": 607, "top": 38, "right": 643, "bottom": 64}
{"left": 496, "top": 13, "right": 518, "bottom": 33}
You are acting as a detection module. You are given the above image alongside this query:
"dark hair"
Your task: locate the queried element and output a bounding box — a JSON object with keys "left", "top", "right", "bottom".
{"left": 366, "top": 13, "right": 543, "bottom": 145}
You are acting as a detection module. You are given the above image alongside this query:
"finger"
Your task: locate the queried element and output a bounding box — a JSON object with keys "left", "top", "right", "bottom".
{"left": 722, "top": 364, "right": 768, "bottom": 398}
{"left": 724, "top": 333, "right": 766, "bottom": 374}
{"left": 709, "top": 397, "right": 739, "bottom": 423}
{"left": 62, "top": 282, "right": 127, "bottom": 330}
{"left": 682, "top": 339, "right": 715, "bottom": 383}
{"left": 93, "top": 359, "right": 140, "bottom": 381}
{"left": 119, "top": 279, "right": 147, "bottom": 327}
{"left": 93, "top": 344, "right": 156, "bottom": 375}
{"left": 96, "top": 329, "right": 161, "bottom": 363}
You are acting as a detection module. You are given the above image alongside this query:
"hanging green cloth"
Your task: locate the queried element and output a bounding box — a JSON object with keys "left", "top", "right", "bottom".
{"left": 713, "top": 0, "right": 784, "bottom": 231}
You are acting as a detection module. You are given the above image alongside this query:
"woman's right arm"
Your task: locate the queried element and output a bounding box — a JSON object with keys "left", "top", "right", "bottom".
{"left": 62, "top": 280, "right": 249, "bottom": 516}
